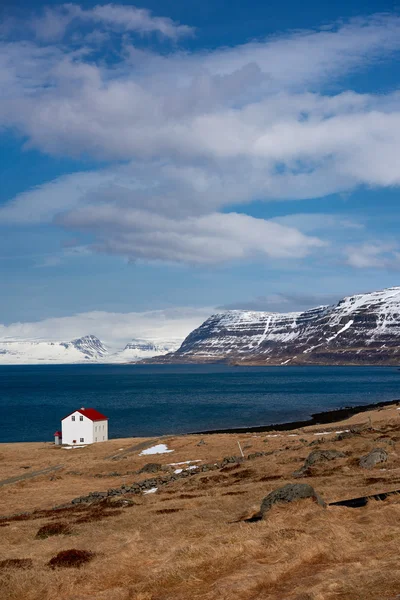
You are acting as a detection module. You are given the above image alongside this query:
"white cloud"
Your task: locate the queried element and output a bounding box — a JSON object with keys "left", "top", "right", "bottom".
{"left": 30, "top": 3, "right": 194, "bottom": 41}
{"left": 271, "top": 213, "right": 364, "bottom": 233}
{"left": 346, "top": 243, "right": 400, "bottom": 269}
{"left": 0, "top": 307, "right": 213, "bottom": 350}
{"left": 56, "top": 206, "right": 324, "bottom": 264}
{"left": 1, "top": 11, "right": 400, "bottom": 267}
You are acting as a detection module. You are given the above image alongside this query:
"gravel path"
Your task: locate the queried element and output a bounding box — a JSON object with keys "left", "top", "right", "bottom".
{"left": 0, "top": 465, "right": 63, "bottom": 488}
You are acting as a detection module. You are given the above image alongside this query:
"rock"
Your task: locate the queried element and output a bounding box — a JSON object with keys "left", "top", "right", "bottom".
{"left": 335, "top": 431, "right": 355, "bottom": 441}
{"left": 359, "top": 448, "right": 388, "bottom": 469}
{"left": 309, "top": 439, "right": 325, "bottom": 446}
{"left": 197, "top": 439, "right": 207, "bottom": 446}
{"left": 293, "top": 449, "right": 345, "bottom": 477}
{"left": 137, "top": 463, "right": 163, "bottom": 474}
{"left": 253, "top": 483, "right": 326, "bottom": 519}
{"left": 377, "top": 437, "right": 395, "bottom": 446}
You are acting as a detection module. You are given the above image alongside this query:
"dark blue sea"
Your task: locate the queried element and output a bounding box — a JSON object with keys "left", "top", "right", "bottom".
{"left": 1, "top": 364, "right": 400, "bottom": 443}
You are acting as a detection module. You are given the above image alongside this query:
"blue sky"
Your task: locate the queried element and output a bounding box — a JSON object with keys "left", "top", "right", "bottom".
{"left": 1, "top": 0, "right": 400, "bottom": 345}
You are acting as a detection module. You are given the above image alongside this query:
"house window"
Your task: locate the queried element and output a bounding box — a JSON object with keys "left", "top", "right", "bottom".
{"left": 80, "top": 437, "right": 84, "bottom": 443}
{"left": 72, "top": 416, "right": 75, "bottom": 421}
{"left": 80, "top": 415, "right": 83, "bottom": 421}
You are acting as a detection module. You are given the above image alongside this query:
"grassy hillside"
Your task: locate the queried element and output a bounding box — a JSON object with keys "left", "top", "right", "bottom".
{"left": 1, "top": 405, "right": 400, "bottom": 599}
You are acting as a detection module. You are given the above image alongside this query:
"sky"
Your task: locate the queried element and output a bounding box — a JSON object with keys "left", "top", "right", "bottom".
{"left": 1, "top": 0, "right": 400, "bottom": 347}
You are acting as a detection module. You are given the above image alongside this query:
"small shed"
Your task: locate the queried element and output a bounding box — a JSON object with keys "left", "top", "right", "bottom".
{"left": 61, "top": 407, "right": 109, "bottom": 446}
{"left": 54, "top": 430, "right": 62, "bottom": 445}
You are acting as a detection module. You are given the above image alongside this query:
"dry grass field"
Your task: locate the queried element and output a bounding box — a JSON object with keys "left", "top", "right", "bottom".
{"left": 2, "top": 404, "right": 400, "bottom": 600}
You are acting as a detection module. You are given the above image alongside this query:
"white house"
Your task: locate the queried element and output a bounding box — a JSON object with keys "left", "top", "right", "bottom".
{"left": 61, "top": 407, "right": 109, "bottom": 445}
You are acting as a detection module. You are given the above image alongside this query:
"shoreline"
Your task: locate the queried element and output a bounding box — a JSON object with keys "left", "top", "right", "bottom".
{"left": 3, "top": 398, "right": 400, "bottom": 445}
{"left": 191, "top": 398, "right": 400, "bottom": 435}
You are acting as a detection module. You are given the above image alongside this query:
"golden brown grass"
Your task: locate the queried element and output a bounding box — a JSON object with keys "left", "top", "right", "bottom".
{"left": 1, "top": 404, "right": 400, "bottom": 599}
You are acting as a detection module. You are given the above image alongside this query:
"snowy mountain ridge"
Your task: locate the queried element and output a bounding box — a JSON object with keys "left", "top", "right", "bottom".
{"left": 0, "top": 335, "right": 179, "bottom": 364}
{"left": 150, "top": 286, "right": 400, "bottom": 365}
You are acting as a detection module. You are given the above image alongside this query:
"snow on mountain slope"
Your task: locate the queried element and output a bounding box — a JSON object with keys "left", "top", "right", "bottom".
{"left": 108, "top": 339, "right": 180, "bottom": 363}
{"left": 152, "top": 287, "right": 400, "bottom": 365}
{"left": 0, "top": 335, "right": 109, "bottom": 364}
{"left": 0, "top": 334, "right": 181, "bottom": 364}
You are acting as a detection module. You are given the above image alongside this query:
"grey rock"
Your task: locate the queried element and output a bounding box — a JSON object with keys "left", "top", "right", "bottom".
{"left": 309, "top": 438, "right": 325, "bottom": 446}
{"left": 359, "top": 448, "right": 388, "bottom": 469}
{"left": 335, "top": 431, "right": 355, "bottom": 441}
{"left": 293, "top": 449, "right": 346, "bottom": 477}
{"left": 254, "top": 483, "right": 326, "bottom": 519}
{"left": 137, "top": 463, "right": 163, "bottom": 474}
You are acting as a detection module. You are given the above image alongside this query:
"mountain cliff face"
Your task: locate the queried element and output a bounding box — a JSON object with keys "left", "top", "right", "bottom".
{"left": 153, "top": 287, "right": 400, "bottom": 365}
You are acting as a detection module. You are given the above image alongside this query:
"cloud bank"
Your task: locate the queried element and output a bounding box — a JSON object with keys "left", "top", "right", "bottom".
{"left": 0, "top": 307, "right": 213, "bottom": 350}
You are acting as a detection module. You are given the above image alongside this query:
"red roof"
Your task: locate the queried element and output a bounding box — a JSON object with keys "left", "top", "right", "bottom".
{"left": 54, "top": 431, "right": 62, "bottom": 436}
{"left": 62, "top": 407, "right": 108, "bottom": 422}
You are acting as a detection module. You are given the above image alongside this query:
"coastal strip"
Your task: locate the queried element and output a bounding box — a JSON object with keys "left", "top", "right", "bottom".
{"left": 191, "top": 398, "right": 400, "bottom": 435}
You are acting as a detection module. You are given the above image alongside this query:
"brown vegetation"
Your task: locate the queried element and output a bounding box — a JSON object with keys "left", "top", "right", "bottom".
{"left": 1, "top": 404, "right": 400, "bottom": 599}
{"left": 0, "top": 559, "right": 33, "bottom": 570}
{"left": 48, "top": 549, "right": 95, "bottom": 569}
{"left": 36, "top": 522, "right": 72, "bottom": 539}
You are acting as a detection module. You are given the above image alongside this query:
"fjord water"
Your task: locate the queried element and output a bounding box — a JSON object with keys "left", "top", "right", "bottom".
{"left": 1, "top": 364, "right": 400, "bottom": 443}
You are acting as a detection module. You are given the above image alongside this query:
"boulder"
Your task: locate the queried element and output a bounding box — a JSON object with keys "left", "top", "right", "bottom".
{"left": 250, "top": 483, "right": 326, "bottom": 520}
{"left": 359, "top": 448, "right": 388, "bottom": 469}
{"left": 293, "top": 449, "right": 345, "bottom": 477}
{"left": 137, "top": 463, "right": 163, "bottom": 474}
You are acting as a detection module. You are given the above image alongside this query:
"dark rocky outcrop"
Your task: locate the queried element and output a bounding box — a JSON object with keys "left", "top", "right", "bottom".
{"left": 359, "top": 448, "right": 388, "bottom": 469}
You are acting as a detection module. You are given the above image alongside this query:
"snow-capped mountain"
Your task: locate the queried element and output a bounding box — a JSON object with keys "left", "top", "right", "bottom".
{"left": 108, "top": 339, "right": 180, "bottom": 363}
{"left": 0, "top": 335, "right": 108, "bottom": 364}
{"left": 150, "top": 287, "right": 400, "bottom": 365}
{"left": 0, "top": 335, "right": 178, "bottom": 364}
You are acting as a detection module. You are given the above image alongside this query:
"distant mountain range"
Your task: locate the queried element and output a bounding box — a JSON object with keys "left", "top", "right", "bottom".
{"left": 148, "top": 287, "right": 400, "bottom": 366}
{"left": 4, "top": 286, "right": 400, "bottom": 365}
{"left": 0, "top": 335, "right": 179, "bottom": 364}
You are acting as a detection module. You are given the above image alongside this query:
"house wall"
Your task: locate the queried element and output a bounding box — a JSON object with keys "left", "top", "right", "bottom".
{"left": 93, "top": 420, "right": 108, "bottom": 442}
{"left": 62, "top": 412, "right": 94, "bottom": 445}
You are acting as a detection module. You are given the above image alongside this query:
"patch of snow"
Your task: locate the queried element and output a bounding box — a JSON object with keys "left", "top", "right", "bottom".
{"left": 140, "top": 444, "right": 174, "bottom": 456}
{"left": 314, "top": 432, "right": 332, "bottom": 436}
{"left": 174, "top": 468, "right": 183, "bottom": 474}
{"left": 143, "top": 487, "right": 158, "bottom": 494}
{"left": 168, "top": 460, "right": 202, "bottom": 466}
{"left": 326, "top": 319, "right": 354, "bottom": 343}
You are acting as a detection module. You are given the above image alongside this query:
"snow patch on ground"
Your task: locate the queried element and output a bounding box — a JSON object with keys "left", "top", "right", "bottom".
{"left": 143, "top": 487, "right": 158, "bottom": 494}
{"left": 140, "top": 444, "right": 174, "bottom": 456}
